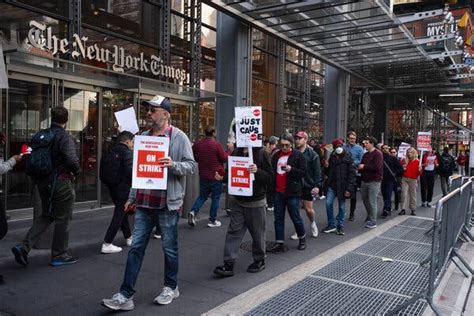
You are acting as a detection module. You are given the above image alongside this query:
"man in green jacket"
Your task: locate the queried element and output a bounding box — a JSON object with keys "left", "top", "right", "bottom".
{"left": 292, "top": 131, "right": 322, "bottom": 238}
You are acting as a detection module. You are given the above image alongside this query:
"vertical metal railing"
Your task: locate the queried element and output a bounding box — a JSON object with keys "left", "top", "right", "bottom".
{"left": 388, "top": 177, "right": 473, "bottom": 316}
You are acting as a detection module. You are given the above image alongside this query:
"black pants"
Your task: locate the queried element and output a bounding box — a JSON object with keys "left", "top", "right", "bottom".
{"left": 0, "top": 197, "right": 7, "bottom": 240}
{"left": 104, "top": 188, "right": 132, "bottom": 244}
{"left": 420, "top": 170, "right": 436, "bottom": 203}
{"left": 393, "top": 181, "right": 401, "bottom": 210}
{"left": 350, "top": 176, "right": 362, "bottom": 213}
{"left": 22, "top": 179, "right": 75, "bottom": 258}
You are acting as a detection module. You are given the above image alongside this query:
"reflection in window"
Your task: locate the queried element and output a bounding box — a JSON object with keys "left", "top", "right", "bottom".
{"left": 199, "top": 102, "right": 215, "bottom": 136}
{"left": 10, "top": 0, "right": 68, "bottom": 17}
{"left": 202, "top": 3, "right": 216, "bottom": 28}
{"left": 171, "top": 13, "right": 192, "bottom": 55}
{"left": 252, "top": 48, "right": 277, "bottom": 82}
{"left": 82, "top": 0, "right": 160, "bottom": 46}
{"left": 252, "top": 29, "right": 277, "bottom": 54}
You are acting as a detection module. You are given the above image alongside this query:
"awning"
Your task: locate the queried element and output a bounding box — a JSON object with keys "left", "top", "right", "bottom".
{"left": 207, "top": 0, "right": 448, "bottom": 89}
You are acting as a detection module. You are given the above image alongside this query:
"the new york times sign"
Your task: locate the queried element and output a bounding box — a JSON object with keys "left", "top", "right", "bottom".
{"left": 26, "top": 21, "right": 188, "bottom": 82}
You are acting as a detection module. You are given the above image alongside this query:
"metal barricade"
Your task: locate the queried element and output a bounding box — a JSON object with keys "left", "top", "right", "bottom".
{"left": 388, "top": 178, "right": 474, "bottom": 316}
{"left": 448, "top": 174, "right": 463, "bottom": 191}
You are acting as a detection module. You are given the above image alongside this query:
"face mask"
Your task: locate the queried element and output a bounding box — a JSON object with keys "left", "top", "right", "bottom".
{"left": 335, "top": 147, "right": 343, "bottom": 155}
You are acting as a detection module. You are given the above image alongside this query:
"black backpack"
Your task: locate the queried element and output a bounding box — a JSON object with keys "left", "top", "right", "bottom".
{"left": 438, "top": 155, "right": 453, "bottom": 174}
{"left": 25, "top": 128, "right": 56, "bottom": 180}
{"left": 100, "top": 147, "right": 122, "bottom": 186}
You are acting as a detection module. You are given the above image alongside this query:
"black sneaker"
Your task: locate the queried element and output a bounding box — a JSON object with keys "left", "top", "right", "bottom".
{"left": 348, "top": 211, "right": 355, "bottom": 221}
{"left": 0, "top": 274, "right": 4, "bottom": 285}
{"left": 50, "top": 253, "right": 78, "bottom": 267}
{"left": 297, "top": 238, "right": 306, "bottom": 250}
{"left": 398, "top": 209, "right": 406, "bottom": 215}
{"left": 247, "top": 260, "right": 265, "bottom": 273}
{"left": 213, "top": 262, "right": 234, "bottom": 277}
{"left": 410, "top": 210, "right": 417, "bottom": 216}
{"left": 336, "top": 227, "right": 345, "bottom": 235}
{"left": 322, "top": 226, "right": 336, "bottom": 234}
{"left": 12, "top": 245, "right": 28, "bottom": 266}
{"left": 266, "top": 243, "right": 289, "bottom": 253}
{"left": 381, "top": 210, "right": 390, "bottom": 218}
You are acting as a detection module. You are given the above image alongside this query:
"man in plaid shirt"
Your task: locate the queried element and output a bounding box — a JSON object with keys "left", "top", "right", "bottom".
{"left": 103, "top": 95, "right": 196, "bottom": 311}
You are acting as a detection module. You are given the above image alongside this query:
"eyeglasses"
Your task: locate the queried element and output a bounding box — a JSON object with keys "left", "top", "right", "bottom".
{"left": 281, "top": 143, "right": 291, "bottom": 148}
{"left": 145, "top": 107, "right": 158, "bottom": 113}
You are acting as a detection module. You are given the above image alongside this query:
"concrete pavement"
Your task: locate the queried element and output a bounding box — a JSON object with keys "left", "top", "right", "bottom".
{"left": 0, "top": 185, "right": 449, "bottom": 315}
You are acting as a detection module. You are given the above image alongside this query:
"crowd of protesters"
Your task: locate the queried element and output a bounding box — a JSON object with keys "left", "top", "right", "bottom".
{"left": 0, "top": 95, "right": 470, "bottom": 311}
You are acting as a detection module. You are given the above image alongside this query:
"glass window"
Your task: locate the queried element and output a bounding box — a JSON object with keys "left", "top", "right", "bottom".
{"left": 6, "top": 80, "right": 51, "bottom": 210}
{"left": 171, "top": 13, "right": 192, "bottom": 55}
{"left": 202, "top": 3, "right": 217, "bottom": 28}
{"left": 9, "top": 0, "right": 69, "bottom": 17}
{"left": 171, "top": 0, "right": 184, "bottom": 14}
{"left": 252, "top": 29, "right": 277, "bottom": 54}
{"left": 252, "top": 48, "right": 277, "bottom": 82}
{"left": 199, "top": 102, "right": 215, "bottom": 135}
{"left": 201, "top": 62, "right": 215, "bottom": 92}
{"left": 201, "top": 26, "right": 216, "bottom": 49}
{"left": 171, "top": 102, "right": 190, "bottom": 136}
{"left": 285, "top": 62, "right": 305, "bottom": 90}
{"left": 0, "top": 5, "right": 68, "bottom": 59}
{"left": 171, "top": 54, "right": 191, "bottom": 86}
{"left": 82, "top": 0, "right": 161, "bottom": 47}
{"left": 286, "top": 46, "right": 304, "bottom": 65}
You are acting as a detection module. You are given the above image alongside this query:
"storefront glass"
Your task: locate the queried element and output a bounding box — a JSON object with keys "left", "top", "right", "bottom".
{"left": 8, "top": 0, "right": 69, "bottom": 17}
{"left": 5, "top": 80, "right": 51, "bottom": 210}
{"left": 62, "top": 88, "right": 99, "bottom": 202}
{"left": 82, "top": 0, "right": 161, "bottom": 47}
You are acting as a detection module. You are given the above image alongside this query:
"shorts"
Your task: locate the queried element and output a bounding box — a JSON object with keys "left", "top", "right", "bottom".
{"left": 301, "top": 187, "right": 313, "bottom": 202}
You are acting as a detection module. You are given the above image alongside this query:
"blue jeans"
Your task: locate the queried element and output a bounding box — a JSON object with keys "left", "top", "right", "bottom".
{"left": 191, "top": 179, "right": 223, "bottom": 222}
{"left": 325, "top": 187, "right": 346, "bottom": 228}
{"left": 381, "top": 181, "right": 395, "bottom": 211}
{"left": 274, "top": 192, "right": 305, "bottom": 242}
{"left": 120, "top": 207, "right": 179, "bottom": 298}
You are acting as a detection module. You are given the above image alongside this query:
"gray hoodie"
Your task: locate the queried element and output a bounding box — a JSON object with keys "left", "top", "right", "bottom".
{"left": 129, "top": 126, "right": 196, "bottom": 211}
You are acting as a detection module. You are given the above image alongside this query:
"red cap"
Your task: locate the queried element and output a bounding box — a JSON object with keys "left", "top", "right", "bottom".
{"left": 332, "top": 139, "right": 344, "bottom": 147}
{"left": 295, "top": 131, "right": 308, "bottom": 139}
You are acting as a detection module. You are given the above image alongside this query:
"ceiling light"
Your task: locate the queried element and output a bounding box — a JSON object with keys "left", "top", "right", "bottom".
{"left": 439, "top": 93, "right": 463, "bottom": 97}
{"left": 453, "top": 107, "right": 472, "bottom": 110}
{"left": 448, "top": 102, "right": 470, "bottom": 106}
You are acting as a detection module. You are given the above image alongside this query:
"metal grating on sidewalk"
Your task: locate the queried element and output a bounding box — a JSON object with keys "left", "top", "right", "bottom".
{"left": 247, "top": 218, "right": 433, "bottom": 315}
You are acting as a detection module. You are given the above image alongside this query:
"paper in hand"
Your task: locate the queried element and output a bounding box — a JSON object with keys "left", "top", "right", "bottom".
{"left": 114, "top": 107, "right": 139, "bottom": 134}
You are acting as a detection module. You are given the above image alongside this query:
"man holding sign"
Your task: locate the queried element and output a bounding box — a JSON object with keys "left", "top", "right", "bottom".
{"left": 103, "top": 95, "right": 196, "bottom": 311}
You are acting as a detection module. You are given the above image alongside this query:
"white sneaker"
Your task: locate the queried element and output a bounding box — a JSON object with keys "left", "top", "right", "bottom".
{"left": 290, "top": 232, "right": 298, "bottom": 240}
{"left": 207, "top": 220, "right": 222, "bottom": 228}
{"left": 153, "top": 234, "right": 161, "bottom": 239}
{"left": 267, "top": 206, "right": 274, "bottom": 212}
{"left": 311, "top": 221, "right": 319, "bottom": 238}
{"left": 102, "top": 292, "right": 134, "bottom": 311}
{"left": 126, "top": 237, "right": 133, "bottom": 247}
{"left": 154, "top": 286, "right": 179, "bottom": 305}
{"left": 101, "top": 243, "right": 122, "bottom": 254}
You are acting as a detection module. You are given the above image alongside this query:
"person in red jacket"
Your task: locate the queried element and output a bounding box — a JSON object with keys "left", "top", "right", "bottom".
{"left": 188, "top": 127, "right": 228, "bottom": 228}
{"left": 457, "top": 150, "right": 468, "bottom": 176}
{"left": 399, "top": 147, "right": 422, "bottom": 216}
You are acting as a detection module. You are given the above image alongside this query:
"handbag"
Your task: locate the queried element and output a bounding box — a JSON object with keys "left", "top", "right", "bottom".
{"left": 383, "top": 160, "right": 400, "bottom": 186}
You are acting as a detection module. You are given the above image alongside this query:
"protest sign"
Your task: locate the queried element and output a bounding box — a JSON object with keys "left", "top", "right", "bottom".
{"left": 228, "top": 156, "right": 253, "bottom": 196}
{"left": 416, "top": 132, "right": 432, "bottom": 152}
{"left": 132, "top": 135, "right": 169, "bottom": 190}
{"left": 114, "top": 107, "right": 139, "bottom": 134}
{"left": 235, "top": 106, "right": 263, "bottom": 148}
{"left": 398, "top": 142, "right": 411, "bottom": 159}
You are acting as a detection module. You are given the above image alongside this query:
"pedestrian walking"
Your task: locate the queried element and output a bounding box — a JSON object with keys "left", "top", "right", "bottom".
{"left": 437, "top": 147, "right": 456, "bottom": 196}
{"left": 213, "top": 146, "right": 272, "bottom": 277}
{"left": 100, "top": 131, "right": 135, "bottom": 254}
{"left": 267, "top": 133, "right": 307, "bottom": 253}
{"left": 0, "top": 133, "right": 22, "bottom": 283}
{"left": 290, "top": 131, "right": 321, "bottom": 239}
{"left": 380, "top": 145, "right": 403, "bottom": 218}
{"left": 264, "top": 135, "right": 278, "bottom": 212}
{"left": 323, "top": 139, "right": 356, "bottom": 236}
{"left": 420, "top": 148, "right": 438, "bottom": 208}
{"left": 343, "top": 131, "right": 363, "bottom": 221}
{"left": 359, "top": 137, "right": 383, "bottom": 229}
{"left": 102, "top": 95, "right": 196, "bottom": 311}
{"left": 399, "top": 147, "right": 422, "bottom": 216}
{"left": 390, "top": 148, "right": 402, "bottom": 212}
{"left": 188, "top": 127, "right": 228, "bottom": 228}
{"left": 12, "top": 107, "right": 80, "bottom": 267}
{"left": 457, "top": 150, "right": 468, "bottom": 176}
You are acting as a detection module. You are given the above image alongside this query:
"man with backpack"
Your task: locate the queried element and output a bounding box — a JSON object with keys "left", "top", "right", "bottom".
{"left": 12, "top": 106, "right": 80, "bottom": 267}
{"left": 438, "top": 147, "right": 456, "bottom": 196}
{"left": 100, "top": 131, "right": 134, "bottom": 254}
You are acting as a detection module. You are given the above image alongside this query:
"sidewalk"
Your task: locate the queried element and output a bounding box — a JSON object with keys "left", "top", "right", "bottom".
{"left": 0, "top": 186, "right": 445, "bottom": 315}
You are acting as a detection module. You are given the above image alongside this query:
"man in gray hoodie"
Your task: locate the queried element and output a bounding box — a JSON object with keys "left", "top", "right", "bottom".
{"left": 103, "top": 95, "right": 196, "bottom": 311}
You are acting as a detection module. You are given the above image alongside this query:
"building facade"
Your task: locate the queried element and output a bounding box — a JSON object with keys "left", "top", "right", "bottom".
{"left": 0, "top": 0, "right": 325, "bottom": 213}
